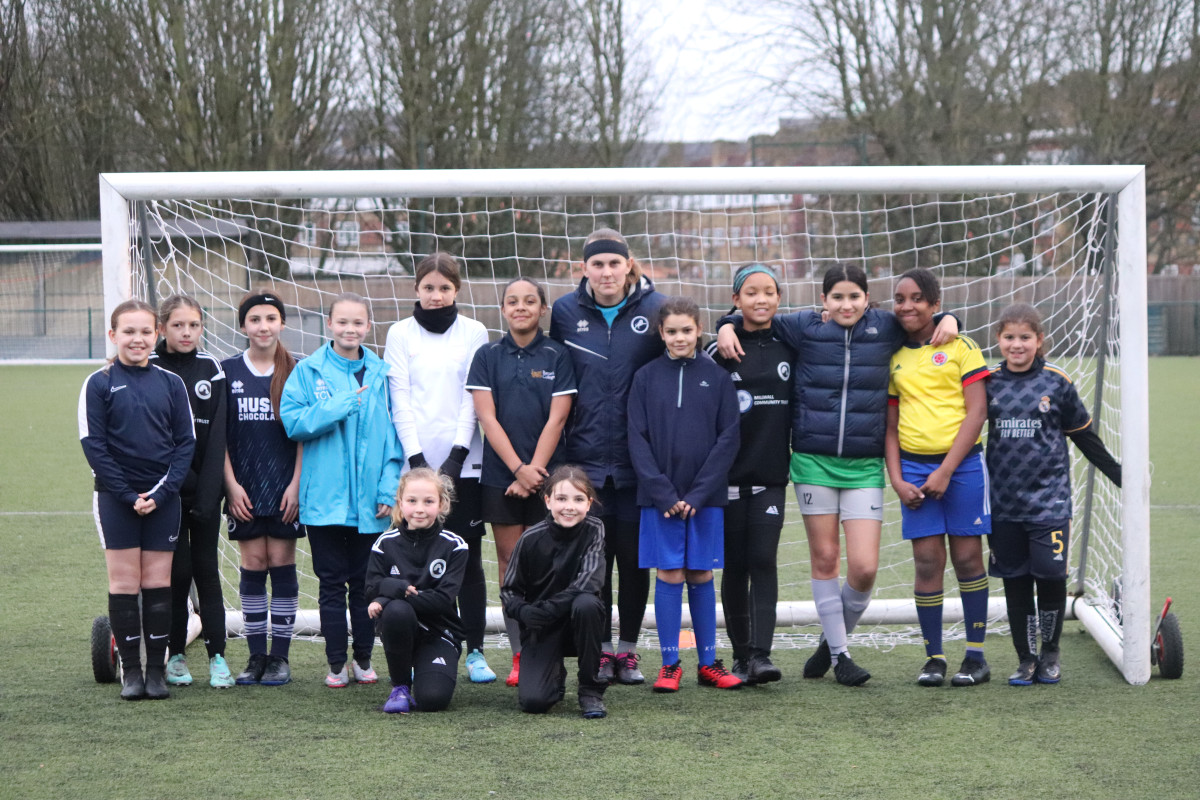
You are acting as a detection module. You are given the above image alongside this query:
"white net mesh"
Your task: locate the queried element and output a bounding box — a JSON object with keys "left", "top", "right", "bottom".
{"left": 125, "top": 184, "right": 1125, "bottom": 650}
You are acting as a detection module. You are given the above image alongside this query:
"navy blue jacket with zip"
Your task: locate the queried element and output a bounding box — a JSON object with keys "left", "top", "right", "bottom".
{"left": 549, "top": 275, "right": 666, "bottom": 488}
{"left": 627, "top": 351, "right": 740, "bottom": 514}
{"left": 719, "top": 308, "right": 954, "bottom": 459}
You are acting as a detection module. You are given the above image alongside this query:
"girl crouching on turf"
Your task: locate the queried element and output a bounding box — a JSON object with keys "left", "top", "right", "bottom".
{"left": 281, "top": 292, "right": 403, "bottom": 689}
{"left": 885, "top": 268, "right": 991, "bottom": 687}
{"left": 80, "top": 299, "right": 195, "bottom": 700}
{"left": 367, "top": 468, "right": 467, "bottom": 713}
{"left": 221, "top": 291, "right": 302, "bottom": 686}
{"left": 467, "top": 277, "right": 577, "bottom": 687}
{"left": 151, "top": 295, "right": 234, "bottom": 689}
{"left": 986, "top": 304, "right": 1121, "bottom": 685}
{"left": 501, "top": 466, "right": 609, "bottom": 719}
{"left": 628, "top": 296, "right": 742, "bottom": 692}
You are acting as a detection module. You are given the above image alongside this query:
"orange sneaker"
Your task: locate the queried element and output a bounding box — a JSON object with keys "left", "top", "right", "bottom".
{"left": 653, "top": 661, "right": 682, "bottom": 693}
{"left": 506, "top": 653, "right": 520, "bottom": 687}
{"left": 697, "top": 659, "right": 743, "bottom": 689}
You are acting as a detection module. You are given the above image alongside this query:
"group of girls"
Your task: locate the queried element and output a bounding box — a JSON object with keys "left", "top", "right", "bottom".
{"left": 80, "top": 228, "right": 1121, "bottom": 707}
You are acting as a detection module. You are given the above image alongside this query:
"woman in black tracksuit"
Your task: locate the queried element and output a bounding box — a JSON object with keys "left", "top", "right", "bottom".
{"left": 705, "top": 265, "right": 795, "bottom": 685}
{"left": 151, "top": 295, "right": 233, "bottom": 689}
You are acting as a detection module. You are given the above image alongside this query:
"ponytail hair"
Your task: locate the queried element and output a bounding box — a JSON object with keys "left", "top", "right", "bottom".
{"left": 237, "top": 289, "right": 295, "bottom": 420}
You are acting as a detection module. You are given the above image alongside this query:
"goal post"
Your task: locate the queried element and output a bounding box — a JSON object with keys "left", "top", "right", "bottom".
{"left": 98, "top": 165, "right": 1151, "bottom": 684}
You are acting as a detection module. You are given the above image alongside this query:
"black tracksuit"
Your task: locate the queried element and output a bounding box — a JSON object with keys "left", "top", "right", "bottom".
{"left": 365, "top": 522, "right": 468, "bottom": 711}
{"left": 151, "top": 341, "right": 228, "bottom": 659}
{"left": 707, "top": 328, "right": 795, "bottom": 660}
{"left": 501, "top": 514, "right": 608, "bottom": 713}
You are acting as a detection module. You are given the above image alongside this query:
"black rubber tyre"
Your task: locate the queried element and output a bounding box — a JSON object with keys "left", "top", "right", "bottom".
{"left": 1154, "top": 612, "right": 1184, "bottom": 679}
{"left": 91, "top": 615, "right": 118, "bottom": 683}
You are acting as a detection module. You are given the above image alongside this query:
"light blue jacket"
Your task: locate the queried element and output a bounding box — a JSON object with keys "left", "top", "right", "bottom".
{"left": 280, "top": 343, "right": 403, "bottom": 534}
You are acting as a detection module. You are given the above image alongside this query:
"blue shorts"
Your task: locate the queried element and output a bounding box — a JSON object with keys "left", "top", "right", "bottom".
{"left": 989, "top": 519, "right": 1071, "bottom": 580}
{"left": 94, "top": 491, "right": 181, "bottom": 551}
{"left": 638, "top": 506, "right": 724, "bottom": 570}
{"left": 226, "top": 514, "right": 305, "bottom": 542}
{"left": 899, "top": 452, "right": 991, "bottom": 540}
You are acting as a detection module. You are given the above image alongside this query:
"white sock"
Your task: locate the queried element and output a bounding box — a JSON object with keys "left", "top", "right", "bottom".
{"left": 842, "top": 582, "right": 873, "bottom": 635}
{"left": 812, "top": 578, "right": 848, "bottom": 661}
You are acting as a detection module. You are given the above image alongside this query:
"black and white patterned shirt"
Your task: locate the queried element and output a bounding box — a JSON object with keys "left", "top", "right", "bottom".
{"left": 986, "top": 358, "right": 1092, "bottom": 523}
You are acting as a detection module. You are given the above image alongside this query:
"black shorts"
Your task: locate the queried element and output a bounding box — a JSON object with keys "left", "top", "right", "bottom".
{"left": 481, "top": 485, "right": 547, "bottom": 526}
{"left": 226, "top": 514, "right": 305, "bottom": 542}
{"left": 988, "top": 519, "right": 1070, "bottom": 580}
{"left": 94, "top": 491, "right": 181, "bottom": 551}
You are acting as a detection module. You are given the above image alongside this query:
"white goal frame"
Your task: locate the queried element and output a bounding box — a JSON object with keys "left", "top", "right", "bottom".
{"left": 98, "top": 165, "right": 1151, "bottom": 684}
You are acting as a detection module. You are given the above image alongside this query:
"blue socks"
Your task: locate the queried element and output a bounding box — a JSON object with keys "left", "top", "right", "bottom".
{"left": 268, "top": 564, "right": 299, "bottom": 660}
{"left": 687, "top": 580, "right": 717, "bottom": 667}
{"left": 915, "top": 589, "right": 944, "bottom": 660}
{"left": 239, "top": 567, "right": 269, "bottom": 655}
{"left": 655, "top": 578, "right": 683, "bottom": 666}
{"left": 959, "top": 573, "right": 989, "bottom": 660}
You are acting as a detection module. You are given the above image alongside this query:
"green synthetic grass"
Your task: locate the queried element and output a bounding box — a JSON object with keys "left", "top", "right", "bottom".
{"left": 0, "top": 362, "right": 1197, "bottom": 800}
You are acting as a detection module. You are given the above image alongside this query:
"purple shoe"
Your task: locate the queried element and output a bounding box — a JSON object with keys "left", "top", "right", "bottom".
{"left": 383, "top": 685, "right": 413, "bottom": 714}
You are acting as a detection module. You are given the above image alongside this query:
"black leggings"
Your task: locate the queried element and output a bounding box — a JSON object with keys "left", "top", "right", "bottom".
{"left": 169, "top": 510, "right": 226, "bottom": 658}
{"left": 377, "top": 600, "right": 459, "bottom": 712}
{"left": 518, "top": 593, "right": 608, "bottom": 713}
{"left": 720, "top": 487, "right": 784, "bottom": 660}
{"left": 444, "top": 479, "right": 487, "bottom": 652}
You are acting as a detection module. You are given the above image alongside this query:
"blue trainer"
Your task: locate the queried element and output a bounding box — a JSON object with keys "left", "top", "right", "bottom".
{"left": 383, "top": 685, "right": 413, "bottom": 713}
{"left": 465, "top": 649, "right": 496, "bottom": 683}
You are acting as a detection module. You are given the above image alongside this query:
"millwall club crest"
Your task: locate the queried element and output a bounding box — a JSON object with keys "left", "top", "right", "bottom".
{"left": 194, "top": 379, "right": 211, "bottom": 400}
{"left": 737, "top": 390, "right": 753, "bottom": 413}
{"left": 429, "top": 559, "right": 447, "bottom": 579}
{"left": 630, "top": 315, "right": 650, "bottom": 334}
{"left": 932, "top": 351, "right": 948, "bottom": 366}
{"left": 777, "top": 362, "right": 791, "bottom": 381}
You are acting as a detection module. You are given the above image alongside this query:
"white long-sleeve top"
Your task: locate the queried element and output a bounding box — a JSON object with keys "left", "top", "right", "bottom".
{"left": 384, "top": 314, "right": 487, "bottom": 478}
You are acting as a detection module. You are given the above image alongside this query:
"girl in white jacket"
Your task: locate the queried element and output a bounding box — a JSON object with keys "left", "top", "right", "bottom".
{"left": 384, "top": 252, "right": 494, "bottom": 683}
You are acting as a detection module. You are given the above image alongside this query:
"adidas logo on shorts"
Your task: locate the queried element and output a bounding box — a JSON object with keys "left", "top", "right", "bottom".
{"left": 390, "top": 566, "right": 400, "bottom": 575}
{"left": 765, "top": 505, "right": 779, "bottom": 516}
{"left": 433, "top": 657, "right": 446, "bottom": 665}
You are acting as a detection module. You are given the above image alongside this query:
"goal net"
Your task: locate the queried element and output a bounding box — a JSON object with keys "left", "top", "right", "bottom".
{"left": 98, "top": 166, "right": 1151, "bottom": 684}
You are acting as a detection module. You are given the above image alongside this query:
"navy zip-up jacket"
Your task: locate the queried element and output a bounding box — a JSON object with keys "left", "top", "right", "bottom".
{"left": 151, "top": 341, "right": 227, "bottom": 518}
{"left": 549, "top": 275, "right": 666, "bottom": 488}
{"left": 627, "top": 351, "right": 740, "bottom": 513}
{"left": 719, "top": 308, "right": 949, "bottom": 458}
{"left": 78, "top": 360, "right": 195, "bottom": 506}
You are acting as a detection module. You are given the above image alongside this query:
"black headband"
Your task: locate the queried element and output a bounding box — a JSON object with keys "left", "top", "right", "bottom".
{"left": 583, "top": 239, "right": 630, "bottom": 261}
{"left": 238, "top": 293, "right": 287, "bottom": 326}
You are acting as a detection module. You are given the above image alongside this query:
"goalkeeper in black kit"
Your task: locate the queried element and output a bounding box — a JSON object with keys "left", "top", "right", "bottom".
{"left": 501, "top": 466, "right": 610, "bottom": 719}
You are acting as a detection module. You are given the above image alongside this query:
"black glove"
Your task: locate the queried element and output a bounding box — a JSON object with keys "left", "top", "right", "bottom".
{"left": 440, "top": 445, "right": 469, "bottom": 482}
{"left": 407, "top": 452, "right": 429, "bottom": 470}
{"left": 520, "top": 604, "right": 557, "bottom": 631}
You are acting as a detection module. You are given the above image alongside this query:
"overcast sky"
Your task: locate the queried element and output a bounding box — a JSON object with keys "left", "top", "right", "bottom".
{"left": 630, "top": 0, "right": 797, "bottom": 142}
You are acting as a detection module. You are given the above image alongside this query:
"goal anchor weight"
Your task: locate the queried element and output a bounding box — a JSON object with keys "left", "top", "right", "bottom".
{"left": 1150, "top": 597, "right": 1184, "bottom": 679}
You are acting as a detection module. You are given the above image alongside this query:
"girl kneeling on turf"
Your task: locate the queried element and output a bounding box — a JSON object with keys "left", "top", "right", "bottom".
{"left": 628, "top": 296, "right": 742, "bottom": 692}
{"left": 80, "top": 299, "right": 196, "bottom": 700}
{"left": 885, "top": 268, "right": 991, "bottom": 688}
{"left": 367, "top": 468, "right": 467, "bottom": 713}
{"left": 467, "top": 276, "right": 577, "bottom": 687}
{"left": 281, "top": 292, "right": 404, "bottom": 689}
{"left": 501, "top": 466, "right": 609, "bottom": 718}
{"left": 986, "top": 304, "right": 1121, "bottom": 686}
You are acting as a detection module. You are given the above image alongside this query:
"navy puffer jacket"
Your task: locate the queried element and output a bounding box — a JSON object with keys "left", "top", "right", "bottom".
{"left": 721, "top": 307, "right": 909, "bottom": 458}
{"left": 550, "top": 275, "right": 666, "bottom": 488}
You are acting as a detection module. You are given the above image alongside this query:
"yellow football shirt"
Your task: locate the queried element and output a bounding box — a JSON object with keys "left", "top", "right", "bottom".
{"left": 888, "top": 335, "right": 989, "bottom": 456}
